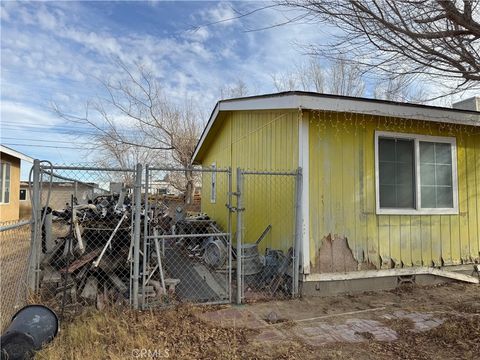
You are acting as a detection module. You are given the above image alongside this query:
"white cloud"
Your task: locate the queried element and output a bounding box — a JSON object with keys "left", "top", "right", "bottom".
{"left": 203, "top": 2, "right": 237, "bottom": 26}
{"left": 1, "top": 101, "right": 59, "bottom": 127}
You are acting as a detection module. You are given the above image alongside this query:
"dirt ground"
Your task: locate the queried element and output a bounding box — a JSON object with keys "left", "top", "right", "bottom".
{"left": 36, "top": 282, "right": 479, "bottom": 360}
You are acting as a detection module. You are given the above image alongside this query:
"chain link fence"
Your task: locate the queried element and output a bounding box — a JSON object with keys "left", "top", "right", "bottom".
{"left": 142, "top": 167, "right": 232, "bottom": 308}
{"left": 236, "top": 169, "right": 301, "bottom": 303}
{"left": 0, "top": 220, "right": 31, "bottom": 331}
{"left": 23, "top": 163, "right": 233, "bottom": 321}
{"left": 10, "top": 162, "right": 300, "bottom": 327}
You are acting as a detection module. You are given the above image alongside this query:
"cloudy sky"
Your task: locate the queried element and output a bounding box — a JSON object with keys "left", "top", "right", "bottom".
{"left": 0, "top": 1, "right": 474, "bottom": 171}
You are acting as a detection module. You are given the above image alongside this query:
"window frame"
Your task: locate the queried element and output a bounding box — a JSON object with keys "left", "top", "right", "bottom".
{"left": 375, "top": 131, "right": 458, "bottom": 215}
{"left": 0, "top": 161, "right": 11, "bottom": 204}
{"left": 210, "top": 162, "right": 217, "bottom": 204}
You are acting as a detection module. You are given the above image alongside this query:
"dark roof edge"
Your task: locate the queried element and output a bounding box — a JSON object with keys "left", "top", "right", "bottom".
{"left": 219, "top": 91, "right": 480, "bottom": 115}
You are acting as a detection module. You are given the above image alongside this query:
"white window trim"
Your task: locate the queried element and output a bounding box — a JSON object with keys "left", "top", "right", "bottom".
{"left": 210, "top": 162, "right": 217, "bottom": 203}
{"left": 0, "top": 161, "right": 11, "bottom": 205}
{"left": 375, "top": 131, "right": 459, "bottom": 215}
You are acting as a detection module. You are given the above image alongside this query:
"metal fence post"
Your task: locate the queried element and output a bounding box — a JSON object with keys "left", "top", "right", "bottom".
{"left": 141, "top": 164, "right": 149, "bottom": 309}
{"left": 132, "top": 163, "right": 143, "bottom": 310}
{"left": 293, "top": 167, "right": 303, "bottom": 297}
{"left": 227, "top": 167, "right": 232, "bottom": 303}
{"left": 236, "top": 168, "right": 243, "bottom": 304}
{"left": 28, "top": 159, "right": 41, "bottom": 291}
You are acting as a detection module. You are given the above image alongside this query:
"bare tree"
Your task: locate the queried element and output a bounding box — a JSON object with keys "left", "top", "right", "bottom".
{"left": 271, "top": 58, "right": 325, "bottom": 92}
{"left": 53, "top": 62, "right": 202, "bottom": 203}
{"left": 328, "top": 56, "right": 365, "bottom": 96}
{"left": 271, "top": 56, "right": 365, "bottom": 95}
{"left": 220, "top": 78, "right": 249, "bottom": 99}
{"left": 279, "top": 0, "right": 480, "bottom": 94}
{"left": 373, "top": 74, "right": 427, "bottom": 103}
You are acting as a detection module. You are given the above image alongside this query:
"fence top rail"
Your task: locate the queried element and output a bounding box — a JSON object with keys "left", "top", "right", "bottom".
{"left": 38, "top": 169, "right": 100, "bottom": 188}
{"left": 46, "top": 165, "right": 136, "bottom": 172}
{"left": 0, "top": 220, "right": 32, "bottom": 232}
{"left": 240, "top": 169, "right": 299, "bottom": 176}
{"left": 148, "top": 166, "right": 230, "bottom": 173}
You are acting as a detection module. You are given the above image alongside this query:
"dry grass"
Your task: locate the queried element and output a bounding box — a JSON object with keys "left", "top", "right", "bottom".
{"left": 37, "top": 305, "right": 312, "bottom": 360}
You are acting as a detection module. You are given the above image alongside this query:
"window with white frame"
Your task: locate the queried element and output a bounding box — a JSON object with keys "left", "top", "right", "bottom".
{"left": 210, "top": 162, "right": 217, "bottom": 203}
{"left": 0, "top": 161, "right": 11, "bottom": 204}
{"left": 375, "top": 131, "right": 458, "bottom": 215}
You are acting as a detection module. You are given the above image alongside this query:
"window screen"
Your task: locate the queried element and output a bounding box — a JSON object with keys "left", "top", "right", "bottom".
{"left": 420, "top": 142, "right": 453, "bottom": 208}
{"left": 378, "top": 138, "right": 415, "bottom": 208}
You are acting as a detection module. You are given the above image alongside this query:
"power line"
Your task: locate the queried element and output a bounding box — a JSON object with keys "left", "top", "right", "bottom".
{"left": 2, "top": 143, "right": 93, "bottom": 150}
{"left": 1, "top": 137, "right": 87, "bottom": 144}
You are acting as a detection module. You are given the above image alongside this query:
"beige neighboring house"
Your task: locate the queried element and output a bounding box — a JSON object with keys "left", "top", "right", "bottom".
{"left": 0, "top": 145, "right": 33, "bottom": 222}
{"left": 20, "top": 181, "right": 103, "bottom": 212}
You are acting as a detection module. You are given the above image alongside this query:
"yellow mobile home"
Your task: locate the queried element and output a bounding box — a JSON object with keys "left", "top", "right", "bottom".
{"left": 192, "top": 92, "right": 480, "bottom": 293}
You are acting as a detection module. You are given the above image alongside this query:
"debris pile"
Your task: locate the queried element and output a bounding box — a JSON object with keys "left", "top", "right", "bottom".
{"left": 39, "top": 190, "right": 232, "bottom": 309}
{"left": 41, "top": 191, "right": 134, "bottom": 309}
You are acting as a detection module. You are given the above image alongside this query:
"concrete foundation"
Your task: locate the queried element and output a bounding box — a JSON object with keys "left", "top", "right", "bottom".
{"left": 300, "top": 265, "right": 478, "bottom": 297}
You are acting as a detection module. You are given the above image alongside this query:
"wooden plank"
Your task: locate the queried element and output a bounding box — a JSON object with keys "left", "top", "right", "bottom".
{"left": 60, "top": 248, "right": 101, "bottom": 274}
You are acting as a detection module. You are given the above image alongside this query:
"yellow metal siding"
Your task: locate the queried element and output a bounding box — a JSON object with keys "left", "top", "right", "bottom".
{"left": 200, "top": 110, "right": 299, "bottom": 251}
{"left": 309, "top": 111, "right": 480, "bottom": 270}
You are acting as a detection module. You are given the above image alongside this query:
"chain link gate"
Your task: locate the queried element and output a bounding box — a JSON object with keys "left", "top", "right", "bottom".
{"left": 236, "top": 168, "right": 301, "bottom": 304}
{"left": 141, "top": 166, "right": 232, "bottom": 308}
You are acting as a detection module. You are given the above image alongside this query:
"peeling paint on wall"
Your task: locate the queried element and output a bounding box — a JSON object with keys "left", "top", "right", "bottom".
{"left": 311, "top": 234, "right": 377, "bottom": 273}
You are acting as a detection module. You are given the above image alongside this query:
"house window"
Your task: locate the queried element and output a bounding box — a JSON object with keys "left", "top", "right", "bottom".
{"left": 375, "top": 131, "right": 458, "bottom": 215}
{"left": 210, "top": 162, "right": 216, "bottom": 203}
{"left": 0, "top": 161, "right": 11, "bottom": 204}
{"left": 20, "top": 189, "right": 27, "bottom": 201}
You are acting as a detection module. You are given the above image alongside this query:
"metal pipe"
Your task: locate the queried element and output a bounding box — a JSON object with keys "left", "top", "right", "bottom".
{"left": 240, "top": 170, "right": 298, "bottom": 176}
{"left": 49, "top": 165, "right": 135, "bottom": 172}
{"left": 0, "top": 220, "right": 32, "bottom": 232}
{"left": 145, "top": 233, "right": 231, "bottom": 239}
{"left": 236, "top": 167, "right": 243, "bottom": 305}
{"left": 141, "top": 165, "right": 149, "bottom": 309}
{"left": 293, "top": 167, "right": 303, "bottom": 297}
{"left": 153, "top": 230, "right": 166, "bottom": 294}
{"left": 148, "top": 166, "right": 230, "bottom": 173}
{"left": 132, "top": 163, "right": 143, "bottom": 310}
{"left": 92, "top": 211, "right": 129, "bottom": 268}
{"left": 28, "top": 159, "right": 41, "bottom": 291}
{"left": 227, "top": 167, "right": 232, "bottom": 303}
